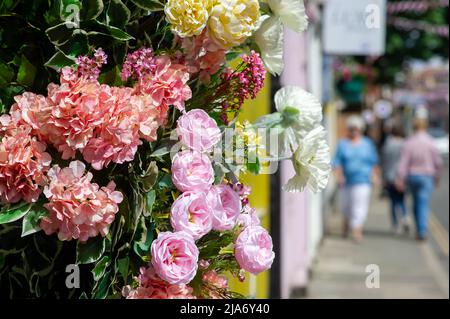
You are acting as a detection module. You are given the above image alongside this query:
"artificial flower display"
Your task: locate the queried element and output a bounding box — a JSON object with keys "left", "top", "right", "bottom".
{"left": 0, "top": 0, "right": 329, "bottom": 299}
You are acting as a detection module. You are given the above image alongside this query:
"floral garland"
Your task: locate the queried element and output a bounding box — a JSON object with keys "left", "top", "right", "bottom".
{"left": 0, "top": 0, "right": 330, "bottom": 299}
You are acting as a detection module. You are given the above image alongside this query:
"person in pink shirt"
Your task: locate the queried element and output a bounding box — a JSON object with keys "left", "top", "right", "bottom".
{"left": 396, "top": 117, "right": 443, "bottom": 241}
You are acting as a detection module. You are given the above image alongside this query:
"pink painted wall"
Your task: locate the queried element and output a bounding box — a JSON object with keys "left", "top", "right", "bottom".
{"left": 280, "top": 27, "right": 310, "bottom": 298}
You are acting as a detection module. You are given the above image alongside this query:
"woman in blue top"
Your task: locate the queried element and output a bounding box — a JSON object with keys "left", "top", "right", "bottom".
{"left": 333, "top": 115, "right": 380, "bottom": 243}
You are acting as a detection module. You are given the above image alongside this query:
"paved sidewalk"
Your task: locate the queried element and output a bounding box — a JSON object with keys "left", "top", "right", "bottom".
{"left": 305, "top": 194, "right": 449, "bottom": 299}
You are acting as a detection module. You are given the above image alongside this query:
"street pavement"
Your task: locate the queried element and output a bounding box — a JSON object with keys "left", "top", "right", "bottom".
{"left": 431, "top": 159, "right": 449, "bottom": 231}
{"left": 304, "top": 189, "right": 449, "bottom": 299}
{"left": 429, "top": 159, "right": 449, "bottom": 274}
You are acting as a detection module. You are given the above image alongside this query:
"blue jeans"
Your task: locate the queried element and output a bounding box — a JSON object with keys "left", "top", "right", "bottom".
{"left": 387, "top": 184, "right": 407, "bottom": 227}
{"left": 407, "top": 175, "right": 434, "bottom": 237}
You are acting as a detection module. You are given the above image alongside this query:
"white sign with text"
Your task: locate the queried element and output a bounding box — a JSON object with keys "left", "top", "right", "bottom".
{"left": 323, "top": 0, "right": 387, "bottom": 56}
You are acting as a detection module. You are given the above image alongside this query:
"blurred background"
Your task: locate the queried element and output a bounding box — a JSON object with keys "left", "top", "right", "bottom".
{"left": 230, "top": 0, "right": 449, "bottom": 299}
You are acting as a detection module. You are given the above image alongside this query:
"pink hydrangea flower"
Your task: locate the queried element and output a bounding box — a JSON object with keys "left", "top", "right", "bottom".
{"left": 176, "top": 109, "right": 221, "bottom": 153}
{"left": 11, "top": 56, "right": 170, "bottom": 168}
{"left": 136, "top": 56, "right": 192, "bottom": 111}
{"left": 9, "top": 92, "right": 52, "bottom": 138}
{"left": 0, "top": 119, "right": 51, "bottom": 203}
{"left": 151, "top": 231, "right": 199, "bottom": 285}
{"left": 171, "top": 150, "right": 214, "bottom": 192}
{"left": 40, "top": 161, "right": 123, "bottom": 242}
{"left": 82, "top": 88, "right": 168, "bottom": 170}
{"left": 208, "top": 184, "right": 242, "bottom": 231}
{"left": 234, "top": 226, "right": 275, "bottom": 275}
{"left": 122, "top": 266, "right": 195, "bottom": 299}
{"left": 45, "top": 70, "right": 111, "bottom": 159}
{"left": 180, "top": 31, "right": 226, "bottom": 84}
{"left": 170, "top": 191, "right": 212, "bottom": 240}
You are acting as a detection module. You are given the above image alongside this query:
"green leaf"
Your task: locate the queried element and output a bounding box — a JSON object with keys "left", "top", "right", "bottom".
{"left": 92, "top": 270, "right": 111, "bottom": 299}
{"left": 139, "top": 161, "right": 158, "bottom": 192}
{"left": 158, "top": 173, "right": 174, "bottom": 189}
{"left": 144, "top": 190, "right": 156, "bottom": 217}
{"left": 91, "top": 255, "right": 110, "bottom": 281}
{"left": 58, "top": 29, "right": 89, "bottom": 58}
{"left": 44, "top": 50, "right": 76, "bottom": 71}
{"left": 45, "top": 22, "right": 78, "bottom": 46}
{"left": 133, "top": 217, "right": 154, "bottom": 258}
{"left": 0, "top": 202, "right": 32, "bottom": 224}
{"left": 80, "top": 0, "right": 104, "bottom": 20}
{"left": 130, "top": 0, "right": 164, "bottom": 11}
{"left": 88, "top": 21, "right": 134, "bottom": 41}
{"left": 21, "top": 204, "right": 47, "bottom": 237}
{"left": 0, "top": 63, "right": 14, "bottom": 88}
{"left": 213, "top": 163, "right": 227, "bottom": 184}
{"left": 16, "top": 55, "right": 37, "bottom": 87}
{"left": 76, "top": 236, "right": 106, "bottom": 264}
{"left": 106, "top": 0, "right": 131, "bottom": 28}
{"left": 150, "top": 138, "right": 177, "bottom": 157}
{"left": 226, "top": 51, "right": 240, "bottom": 62}
{"left": 0, "top": 253, "right": 4, "bottom": 269}
{"left": 117, "top": 257, "right": 129, "bottom": 281}
{"left": 246, "top": 156, "right": 261, "bottom": 174}
{"left": 79, "top": 292, "right": 89, "bottom": 299}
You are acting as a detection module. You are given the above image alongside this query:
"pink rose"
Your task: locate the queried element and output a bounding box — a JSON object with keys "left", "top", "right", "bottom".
{"left": 208, "top": 185, "right": 241, "bottom": 231}
{"left": 171, "top": 191, "right": 212, "bottom": 240}
{"left": 171, "top": 150, "right": 214, "bottom": 192}
{"left": 176, "top": 109, "right": 221, "bottom": 153}
{"left": 234, "top": 226, "right": 275, "bottom": 275}
{"left": 151, "top": 231, "right": 199, "bottom": 285}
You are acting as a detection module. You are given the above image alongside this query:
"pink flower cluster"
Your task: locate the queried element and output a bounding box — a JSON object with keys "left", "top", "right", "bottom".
{"left": 0, "top": 115, "right": 51, "bottom": 203}
{"left": 171, "top": 109, "right": 242, "bottom": 234}
{"left": 221, "top": 51, "right": 266, "bottom": 117}
{"left": 75, "top": 48, "right": 108, "bottom": 80}
{"left": 135, "top": 56, "right": 192, "bottom": 111}
{"left": 40, "top": 161, "right": 123, "bottom": 242}
{"left": 8, "top": 48, "right": 191, "bottom": 170}
{"left": 180, "top": 31, "right": 227, "bottom": 84}
{"left": 149, "top": 109, "right": 243, "bottom": 287}
{"left": 121, "top": 48, "right": 155, "bottom": 81}
{"left": 123, "top": 265, "right": 195, "bottom": 299}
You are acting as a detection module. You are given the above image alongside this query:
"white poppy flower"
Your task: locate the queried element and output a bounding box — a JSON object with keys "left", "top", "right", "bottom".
{"left": 267, "top": 0, "right": 309, "bottom": 33}
{"left": 254, "top": 15, "right": 284, "bottom": 75}
{"left": 275, "top": 86, "right": 323, "bottom": 133}
{"left": 283, "top": 126, "right": 331, "bottom": 193}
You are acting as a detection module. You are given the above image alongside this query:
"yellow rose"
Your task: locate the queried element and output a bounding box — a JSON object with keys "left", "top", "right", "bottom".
{"left": 165, "top": 0, "right": 212, "bottom": 38}
{"left": 208, "top": 0, "right": 260, "bottom": 49}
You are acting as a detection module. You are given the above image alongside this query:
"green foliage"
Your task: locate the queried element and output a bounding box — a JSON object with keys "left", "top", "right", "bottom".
{"left": 373, "top": 0, "right": 449, "bottom": 84}
{"left": 0, "top": 0, "right": 173, "bottom": 299}
{"left": 0, "top": 202, "right": 34, "bottom": 224}
{"left": 0, "top": 0, "right": 170, "bottom": 114}
{"left": 0, "top": 0, "right": 248, "bottom": 300}
{"left": 76, "top": 236, "right": 106, "bottom": 264}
